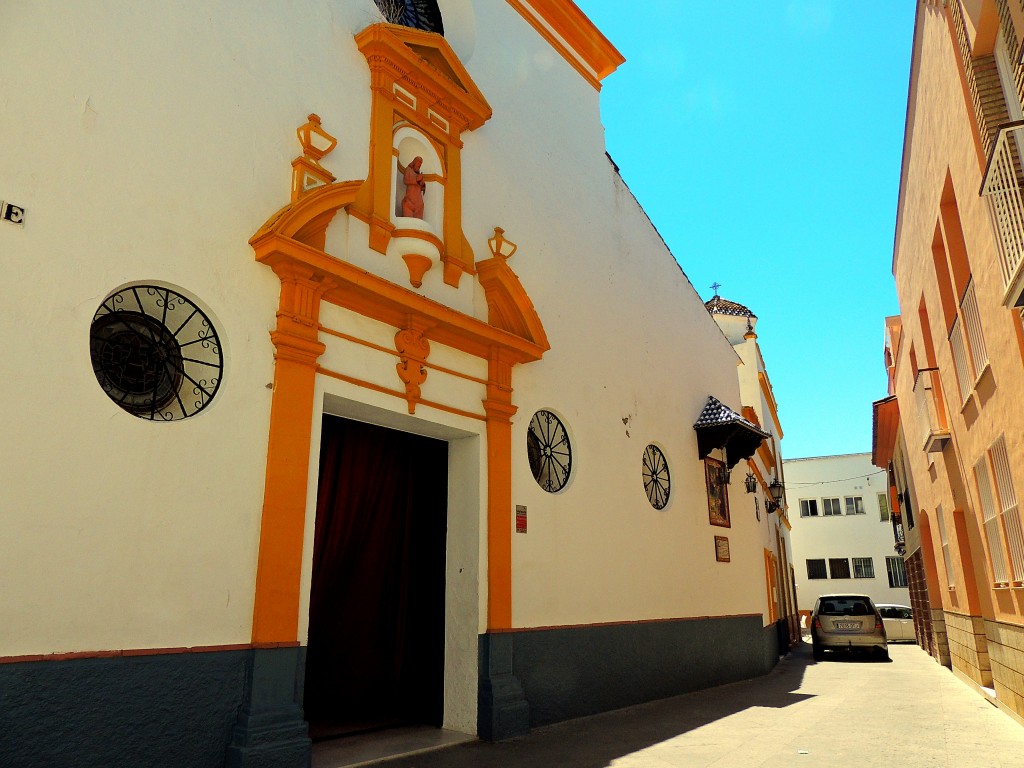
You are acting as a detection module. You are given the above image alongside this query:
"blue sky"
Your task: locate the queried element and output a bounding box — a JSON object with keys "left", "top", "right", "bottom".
{"left": 576, "top": 1, "right": 917, "bottom": 459}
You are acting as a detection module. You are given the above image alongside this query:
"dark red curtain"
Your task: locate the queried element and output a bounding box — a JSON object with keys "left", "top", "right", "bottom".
{"left": 304, "top": 416, "right": 448, "bottom": 734}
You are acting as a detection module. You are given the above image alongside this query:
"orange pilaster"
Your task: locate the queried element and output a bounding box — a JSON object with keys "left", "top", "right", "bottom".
{"left": 251, "top": 265, "right": 331, "bottom": 644}
{"left": 484, "top": 350, "right": 516, "bottom": 630}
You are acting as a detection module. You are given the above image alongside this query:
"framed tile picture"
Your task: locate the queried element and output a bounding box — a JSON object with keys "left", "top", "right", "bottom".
{"left": 705, "top": 456, "right": 731, "bottom": 528}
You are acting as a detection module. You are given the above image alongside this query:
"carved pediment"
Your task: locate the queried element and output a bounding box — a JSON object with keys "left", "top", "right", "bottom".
{"left": 476, "top": 256, "right": 549, "bottom": 349}
{"left": 355, "top": 23, "right": 491, "bottom": 132}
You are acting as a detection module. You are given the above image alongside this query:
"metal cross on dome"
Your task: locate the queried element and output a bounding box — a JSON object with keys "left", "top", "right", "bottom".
{"left": 710, "top": 281, "right": 722, "bottom": 297}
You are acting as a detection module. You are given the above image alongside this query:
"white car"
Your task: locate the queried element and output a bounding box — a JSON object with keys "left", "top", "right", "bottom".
{"left": 876, "top": 604, "right": 915, "bottom": 642}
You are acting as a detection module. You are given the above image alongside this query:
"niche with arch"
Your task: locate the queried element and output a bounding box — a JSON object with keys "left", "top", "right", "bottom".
{"left": 390, "top": 126, "right": 446, "bottom": 287}
{"left": 354, "top": 23, "right": 492, "bottom": 288}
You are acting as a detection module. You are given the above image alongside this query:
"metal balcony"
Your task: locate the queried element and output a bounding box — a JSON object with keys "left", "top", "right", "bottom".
{"left": 914, "top": 367, "right": 950, "bottom": 453}
{"left": 981, "top": 120, "right": 1024, "bottom": 308}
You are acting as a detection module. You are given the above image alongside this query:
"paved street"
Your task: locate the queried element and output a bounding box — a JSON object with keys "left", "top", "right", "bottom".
{"left": 330, "top": 641, "right": 1024, "bottom": 768}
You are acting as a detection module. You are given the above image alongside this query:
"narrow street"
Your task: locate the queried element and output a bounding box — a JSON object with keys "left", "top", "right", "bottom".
{"left": 318, "top": 641, "right": 1024, "bottom": 768}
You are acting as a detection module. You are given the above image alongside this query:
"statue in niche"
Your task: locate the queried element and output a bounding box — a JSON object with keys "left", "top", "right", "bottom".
{"left": 400, "top": 156, "right": 426, "bottom": 218}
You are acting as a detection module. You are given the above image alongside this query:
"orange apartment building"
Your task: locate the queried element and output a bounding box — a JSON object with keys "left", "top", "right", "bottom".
{"left": 876, "top": 0, "right": 1024, "bottom": 724}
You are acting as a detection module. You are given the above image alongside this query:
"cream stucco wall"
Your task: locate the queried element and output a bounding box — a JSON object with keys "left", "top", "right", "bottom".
{"left": 786, "top": 454, "right": 908, "bottom": 611}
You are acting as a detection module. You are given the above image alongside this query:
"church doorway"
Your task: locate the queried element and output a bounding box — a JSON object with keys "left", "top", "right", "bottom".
{"left": 304, "top": 415, "right": 449, "bottom": 740}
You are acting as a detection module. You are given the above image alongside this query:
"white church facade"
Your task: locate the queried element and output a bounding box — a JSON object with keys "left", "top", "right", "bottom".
{"left": 1, "top": 2, "right": 795, "bottom": 765}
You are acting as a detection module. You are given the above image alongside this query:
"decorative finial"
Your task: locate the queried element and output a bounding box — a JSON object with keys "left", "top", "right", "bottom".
{"left": 488, "top": 227, "right": 518, "bottom": 260}
{"left": 291, "top": 113, "right": 338, "bottom": 201}
{"left": 296, "top": 113, "right": 337, "bottom": 161}
{"left": 711, "top": 281, "right": 722, "bottom": 297}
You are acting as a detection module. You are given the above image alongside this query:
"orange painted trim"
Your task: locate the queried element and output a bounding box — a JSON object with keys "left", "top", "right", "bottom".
{"left": 484, "top": 351, "right": 517, "bottom": 629}
{"left": 319, "top": 325, "right": 490, "bottom": 386}
{"left": 951, "top": 508, "right": 984, "bottom": 614}
{"left": 486, "top": 612, "right": 765, "bottom": 634}
{"left": 505, "top": 0, "right": 624, "bottom": 89}
{"left": 317, "top": 365, "right": 487, "bottom": 422}
{"left": 252, "top": 180, "right": 363, "bottom": 246}
{"left": 764, "top": 549, "right": 779, "bottom": 624}
{"left": 251, "top": 262, "right": 335, "bottom": 644}
{"left": 354, "top": 23, "right": 491, "bottom": 282}
{"left": 758, "top": 372, "right": 784, "bottom": 439}
{"left": 871, "top": 396, "right": 900, "bottom": 469}
{"left": 356, "top": 24, "right": 492, "bottom": 131}
{"left": 1013, "top": 310, "right": 1024, "bottom": 369}
{"left": 485, "top": 411, "right": 514, "bottom": 629}
{"left": 252, "top": 345, "right": 325, "bottom": 643}
{"left": 251, "top": 153, "right": 549, "bottom": 639}
{"left": 253, "top": 232, "right": 548, "bottom": 363}
{"left": 742, "top": 406, "right": 762, "bottom": 428}
{"left": 476, "top": 255, "right": 550, "bottom": 346}
{"left": 391, "top": 228, "right": 445, "bottom": 252}
{"left": 756, "top": 440, "right": 776, "bottom": 474}
{"left": 0, "top": 642, "right": 299, "bottom": 665}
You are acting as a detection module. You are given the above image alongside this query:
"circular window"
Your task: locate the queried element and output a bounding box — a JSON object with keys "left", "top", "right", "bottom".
{"left": 527, "top": 410, "right": 572, "bottom": 492}
{"left": 90, "top": 285, "right": 223, "bottom": 420}
{"left": 642, "top": 444, "right": 671, "bottom": 509}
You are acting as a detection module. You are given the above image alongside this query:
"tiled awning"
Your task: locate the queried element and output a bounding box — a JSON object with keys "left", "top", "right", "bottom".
{"left": 693, "top": 395, "right": 771, "bottom": 468}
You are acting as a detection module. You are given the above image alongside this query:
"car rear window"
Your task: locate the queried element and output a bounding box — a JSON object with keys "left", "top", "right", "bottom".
{"left": 818, "top": 597, "right": 873, "bottom": 616}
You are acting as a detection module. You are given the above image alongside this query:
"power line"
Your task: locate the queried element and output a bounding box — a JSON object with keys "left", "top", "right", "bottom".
{"left": 785, "top": 469, "right": 887, "bottom": 487}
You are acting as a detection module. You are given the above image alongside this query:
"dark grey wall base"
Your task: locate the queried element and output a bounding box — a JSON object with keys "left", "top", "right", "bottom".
{"left": 479, "top": 614, "right": 778, "bottom": 735}
{"left": 477, "top": 634, "right": 530, "bottom": 741}
{"left": 225, "top": 647, "right": 311, "bottom": 768}
{"left": 0, "top": 646, "right": 310, "bottom": 768}
{"left": 0, "top": 648, "right": 248, "bottom": 768}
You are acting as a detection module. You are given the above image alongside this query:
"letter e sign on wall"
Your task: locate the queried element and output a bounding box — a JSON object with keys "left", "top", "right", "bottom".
{"left": 1, "top": 201, "right": 25, "bottom": 226}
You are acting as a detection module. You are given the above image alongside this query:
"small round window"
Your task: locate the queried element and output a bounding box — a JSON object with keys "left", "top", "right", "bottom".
{"left": 527, "top": 409, "right": 572, "bottom": 492}
{"left": 90, "top": 285, "right": 223, "bottom": 420}
{"left": 642, "top": 444, "right": 670, "bottom": 509}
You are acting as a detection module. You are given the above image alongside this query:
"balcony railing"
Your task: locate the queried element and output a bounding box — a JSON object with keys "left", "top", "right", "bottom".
{"left": 981, "top": 120, "right": 1024, "bottom": 308}
{"left": 949, "top": 316, "right": 972, "bottom": 405}
{"left": 914, "top": 367, "right": 950, "bottom": 453}
{"left": 947, "top": 280, "right": 989, "bottom": 406}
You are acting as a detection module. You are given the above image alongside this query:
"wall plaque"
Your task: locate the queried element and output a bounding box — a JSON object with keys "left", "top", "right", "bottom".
{"left": 715, "top": 536, "right": 730, "bottom": 563}
{"left": 516, "top": 504, "right": 527, "bottom": 533}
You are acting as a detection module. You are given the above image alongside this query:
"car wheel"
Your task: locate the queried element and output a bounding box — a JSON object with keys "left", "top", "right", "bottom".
{"left": 812, "top": 642, "right": 824, "bottom": 661}
{"left": 876, "top": 647, "right": 890, "bottom": 662}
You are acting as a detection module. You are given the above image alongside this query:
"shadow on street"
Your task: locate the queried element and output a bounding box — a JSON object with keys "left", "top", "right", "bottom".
{"left": 377, "top": 644, "right": 815, "bottom": 768}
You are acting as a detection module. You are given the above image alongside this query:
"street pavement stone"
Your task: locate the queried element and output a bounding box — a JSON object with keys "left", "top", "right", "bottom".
{"left": 372, "top": 641, "right": 1024, "bottom": 768}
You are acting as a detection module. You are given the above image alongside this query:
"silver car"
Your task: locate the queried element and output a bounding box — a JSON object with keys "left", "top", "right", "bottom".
{"left": 810, "top": 594, "right": 889, "bottom": 661}
{"left": 876, "top": 603, "right": 915, "bottom": 642}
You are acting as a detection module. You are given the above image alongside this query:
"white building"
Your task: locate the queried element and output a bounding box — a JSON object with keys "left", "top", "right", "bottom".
{"left": 1, "top": 2, "right": 794, "bottom": 765}
{"left": 785, "top": 453, "right": 909, "bottom": 615}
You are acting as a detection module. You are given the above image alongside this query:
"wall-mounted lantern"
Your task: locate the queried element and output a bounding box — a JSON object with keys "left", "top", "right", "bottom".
{"left": 765, "top": 477, "right": 785, "bottom": 513}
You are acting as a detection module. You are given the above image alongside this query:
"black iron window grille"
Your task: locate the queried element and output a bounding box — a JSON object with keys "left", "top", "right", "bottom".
{"left": 642, "top": 444, "right": 671, "bottom": 510}
{"left": 806, "top": 558, "right": 827, "bottom": 579}
{"left": 90, "top": 285, "right": 223, "bottom": 421}
{"left": 527, "top": 409, "right": 572, "bottom": 493}
{"left": 373, "top": 0, "right": 444, "bottom": 34}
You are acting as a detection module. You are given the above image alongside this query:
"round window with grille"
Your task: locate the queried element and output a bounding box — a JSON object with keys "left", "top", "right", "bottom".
{"left": 90, "top": 285, "right": 223, "bottom": 420}
{"left": 642, "top": 444, "right": 670, "bottom": 509}
{"left": 527, "top": 409, "right": 572, "bottom": 493}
